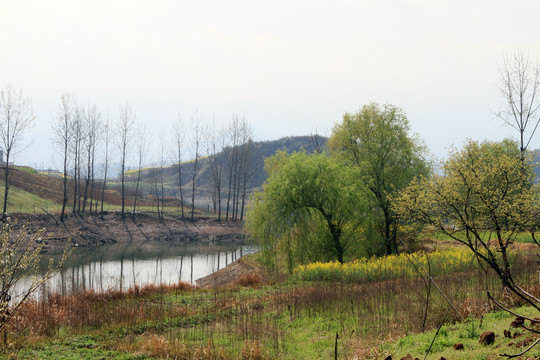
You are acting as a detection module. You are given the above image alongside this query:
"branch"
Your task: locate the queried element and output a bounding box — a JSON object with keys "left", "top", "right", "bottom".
{"left": 513, "top": 283, "right": 540, "bottom": 305}
{"left": 487, "top": 292, "right": 540, "bottom": 323}
{"left": 500, "top": 337, "right": 540, "bottom": 358}
{"left": 521, "top": 324, "right": 540, "bottom": 335}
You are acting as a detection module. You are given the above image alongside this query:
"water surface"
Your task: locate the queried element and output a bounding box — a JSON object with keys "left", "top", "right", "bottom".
{"left": 33, "top": 241, "right": 257, "bottom": 295}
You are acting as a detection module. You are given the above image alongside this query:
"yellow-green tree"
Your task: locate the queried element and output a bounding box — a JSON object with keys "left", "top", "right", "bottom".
{"left": 245, "top": 151, "right": 367, "bottom": 272}
{"left": 329, "top": 103, "right": 430, "bottom": 255}
{"left": 394, "top": 139, "right": 540, "bottom": 315}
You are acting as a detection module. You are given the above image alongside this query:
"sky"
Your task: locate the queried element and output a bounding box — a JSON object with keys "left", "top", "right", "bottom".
{"left": 1, "top": 0, "right": 539, "bottom": 170}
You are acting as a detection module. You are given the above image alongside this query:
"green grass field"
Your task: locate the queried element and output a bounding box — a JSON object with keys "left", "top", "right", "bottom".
{"left": 0, "top": 181, "right": 62, "bottom": 214}
{"left": 0, "top": 178, "right": 198, "bottom": 218}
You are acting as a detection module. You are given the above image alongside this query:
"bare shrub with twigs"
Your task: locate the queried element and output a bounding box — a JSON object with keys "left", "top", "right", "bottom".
{"left": 0, "top": 218, "right": 70, "bottom": 342}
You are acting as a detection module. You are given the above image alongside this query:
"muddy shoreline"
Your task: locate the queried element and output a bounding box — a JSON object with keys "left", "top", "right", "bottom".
{"left": 11, "top": 211, "right": 246, "bottom": 251}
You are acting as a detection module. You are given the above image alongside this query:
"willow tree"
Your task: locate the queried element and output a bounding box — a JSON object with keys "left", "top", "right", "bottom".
{"left": 245, "top": 151, "right": 366, "bottom": 273}
{"left": 329, "top": 103, "right": 430, "bottom": 255}
{"left": 394, "top": 139, "right": 540, "bottom": 355}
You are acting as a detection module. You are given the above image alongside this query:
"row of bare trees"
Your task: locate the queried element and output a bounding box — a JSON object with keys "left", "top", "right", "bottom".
{"left": 51, "top": 92, "right": 254, "bottom": 222}
{"left": 155, "top": 112, "right": 255, "bottom": 222}
{"left": 53, "top": 93, "right": 112, "bottom": 221}
{"left": 206, "top": 114, "right": 255, "bottom": 221}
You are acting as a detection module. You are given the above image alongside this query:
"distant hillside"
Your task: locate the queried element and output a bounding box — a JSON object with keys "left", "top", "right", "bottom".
{"left": 8, "top": 138, "right": 540, "bottom": 217}
{"left": 5, "top": 166, "right": 158, "bottom": 212}
{"left": 124, "top": 135, "right": 328, "bottom": 209}
{"left": 0, "top": 136, "right": 327, "bottom": 216}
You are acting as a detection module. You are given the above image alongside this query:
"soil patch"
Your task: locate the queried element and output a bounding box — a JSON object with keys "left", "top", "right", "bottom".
{"left": 196, "top": 257, "right": 264, "bottom": 288}
{"left": 10, "top": 212, "right": 245, "bottom": 250}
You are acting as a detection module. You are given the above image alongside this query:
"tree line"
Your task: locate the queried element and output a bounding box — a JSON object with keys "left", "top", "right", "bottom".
{"left": 0, "top": 89, "right": 256, "bottom": 222}
{"left": 54, "top": 94, "right": 256, "bottom": 222}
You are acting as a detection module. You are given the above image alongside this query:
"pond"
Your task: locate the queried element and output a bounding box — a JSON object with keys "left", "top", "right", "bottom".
{"left": 26, "top": 241, "right": 257, "bottom": 296}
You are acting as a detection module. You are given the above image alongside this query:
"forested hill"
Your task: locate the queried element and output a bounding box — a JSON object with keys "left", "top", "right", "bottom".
{"left": 236, "top": 134, "right": 328, "bottom": 188}
{"left": 124, "top": 135, "right": 328, "bottom": 206}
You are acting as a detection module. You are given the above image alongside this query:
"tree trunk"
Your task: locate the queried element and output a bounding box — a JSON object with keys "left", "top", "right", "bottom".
{"left": 2, "top": 154, "right": 10, "bottom": 219}
{"left": 178, "top": 162, "right": 184, "bottom": 218}
{"left": 61, "top": 146, "right": 68, "bottom": 221}
{"left": 191, "top": 156, "right": 198, "bottom": 221}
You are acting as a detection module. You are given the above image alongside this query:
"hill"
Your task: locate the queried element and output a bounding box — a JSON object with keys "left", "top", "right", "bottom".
{"left": 0, "top": 136, "right": 327, "bottom": 217}
{"left": 122, "top": 135, "right": 328, "bottom": 211}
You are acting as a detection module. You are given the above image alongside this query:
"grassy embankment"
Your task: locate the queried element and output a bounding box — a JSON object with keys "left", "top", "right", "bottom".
{"left": 0, "top": 166, "right": 196, "bottom": 217}
{"left": 2, "top": 246, "right": 539, "bottom": 359}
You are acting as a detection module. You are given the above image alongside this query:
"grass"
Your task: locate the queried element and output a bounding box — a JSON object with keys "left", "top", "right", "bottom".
{"left": 0, "top": 180, "right": 61, "bottom": 214}
{"left": 13, "top": 166, "right": 38, "bottom": 174}
{"left": 2, "top": 247, "right": 538, "bottom": 359}
{"left": 380, "top": 306, "right": 540, "bottom": 359}
{"left": 12, "top": 335, "right": 151, "bottom": 360}
{"left": 0, "top": 165, "right": 193, "bottom": 217}
{"left": 0, "top": 176, "right": 196, "bottom": 217}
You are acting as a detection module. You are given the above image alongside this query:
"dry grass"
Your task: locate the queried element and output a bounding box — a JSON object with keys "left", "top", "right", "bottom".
{"left": 11, "top": 281, "right": 194, "bottom": 337}
{"left": 234, "top": 273, "right": 263, "bottom": 288}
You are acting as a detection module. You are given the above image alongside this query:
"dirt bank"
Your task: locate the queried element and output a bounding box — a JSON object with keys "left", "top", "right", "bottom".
{"left": 10, "top": 212, "right": 245, "bottom": 250}
{"left": 196, "top": 256, "right": 265, "bottom": 288}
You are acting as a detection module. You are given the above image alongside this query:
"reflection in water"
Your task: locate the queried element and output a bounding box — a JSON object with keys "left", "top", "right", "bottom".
{"left": 22, "top": 241, "right": 257, "bottom": 296}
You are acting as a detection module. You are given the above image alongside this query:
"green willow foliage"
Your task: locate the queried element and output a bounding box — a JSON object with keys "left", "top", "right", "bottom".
{"left": 245, "top": 151, "right": 368, "bottom": 273}
{"left": 329, "top": 103, "right": 430, "bottom": 255}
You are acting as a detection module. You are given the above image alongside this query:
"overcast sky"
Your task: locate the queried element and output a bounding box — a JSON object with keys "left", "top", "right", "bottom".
{"left": 1, "top": 0, "right": 539, "bottom": 169}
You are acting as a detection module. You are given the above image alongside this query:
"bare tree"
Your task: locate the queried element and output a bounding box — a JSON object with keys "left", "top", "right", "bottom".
{"left": 116, "top": 103, "right": 135, "bottom": 218}
{"left": 205, "top": 117, "right": 224, "bottom": 219}
{"left": 173, "top": 117, "right": 186, "bottom": 218}
{"left": 132, "top": 124, "right": 148, "bottom": 216}
{"left": 310, "top": 127, "right": 327, "bottom": 154}
{"left": 237, "top": 120, "right": 255, "bottom": 221}
{"left": 81, "top": 104, "right": 101, "bottom": 214}
{"left": 71, "top": 107, "right": 83, "bottom": 215}
{"left": 498, "top": 50, "right": 540, "bottom": 162}
{"left": 88, "top": 107, "right": 102, "bottom": 216}
{"left": 151, "top": 165, "right": 161, "bottom": 218}
{"left": 0, "top": 86, "right": 34, "bottom": 219}
{"left": 156, "top": 130, "right": 167, "bottom": 219}
{"left": 53, "top": 92, "right": 75, "bottom": 222}
{"left": 224, "top": 115, "right": 253, "bottom": 221}
{"left": 190, "top": 115, "right": 203, "bottom": 221}
{"left": 100, "top": 116, "right": 111, "bottom": 218}
{"left": 224, "top": 115, "right": 241, "bottom": 220}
